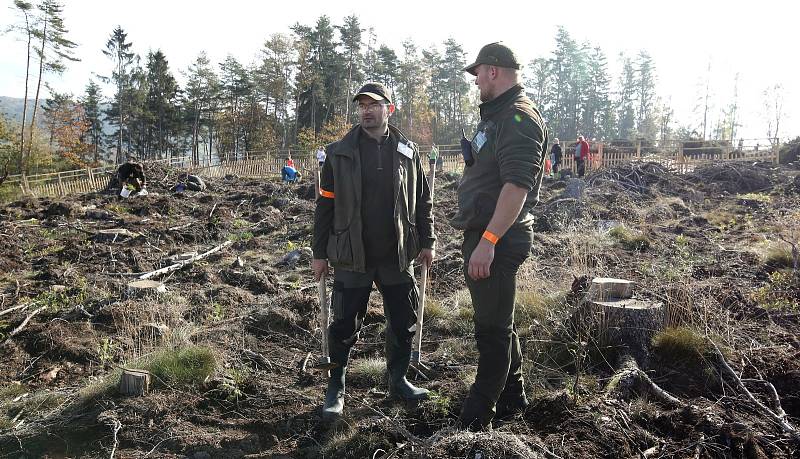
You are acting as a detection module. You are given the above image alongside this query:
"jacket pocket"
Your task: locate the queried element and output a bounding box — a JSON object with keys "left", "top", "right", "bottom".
{"left": 405, "top": 224, "right": 421, "bottom": 265}
{"left": 326, "top": 227, "right": 354, "bottom": 267}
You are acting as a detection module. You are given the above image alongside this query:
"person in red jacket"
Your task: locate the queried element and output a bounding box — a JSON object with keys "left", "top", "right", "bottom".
{"left": 574, "top": 135, "right": 591, "bottom": 177}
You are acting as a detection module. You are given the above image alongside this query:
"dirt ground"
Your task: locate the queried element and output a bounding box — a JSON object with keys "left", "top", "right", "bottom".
{"left": 0, "top": 159, "right": 799, "bottom": 458}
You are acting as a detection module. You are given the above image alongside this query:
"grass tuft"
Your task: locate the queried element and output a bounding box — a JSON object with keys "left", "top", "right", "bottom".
{"left": 349, "top": 356, "right": 385, "bottom": 387}
{"left": 651, "top": 327, "right": 710, "bottom": 365}
{"left": 145, "top": 346, "right": 217, "bottom": 386}
{"left": 608, "top": 226, "right": 650, "bottom": 251}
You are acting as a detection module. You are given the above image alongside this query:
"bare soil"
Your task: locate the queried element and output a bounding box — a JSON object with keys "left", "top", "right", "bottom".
{"left": 0, "top": 160, "right": 799, "bottom": 458}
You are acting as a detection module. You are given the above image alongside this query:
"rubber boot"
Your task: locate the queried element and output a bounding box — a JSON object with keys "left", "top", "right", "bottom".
{"left": 322, "top": 339, "right": 351, "bottom": 420}
{"left": 322, "top": 365, "right": 346, "bottom": 420}
{"left": 386, "top": 336, "right": 429, "bottom": 401}
{"left": 458, "top": 390, "right": 494, "bottom": 431}
{"left": 495, "top": 389, "right": 528, "bottom": 420}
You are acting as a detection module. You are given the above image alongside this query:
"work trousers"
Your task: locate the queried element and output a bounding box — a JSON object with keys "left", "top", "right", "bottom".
{"left": 576, "top": 158, "right": 586, "bottom": 177}
{"left": 327, "top": 265, "right": 419, "bottom": 365}
{"left": 461, "top": 227, "right": 532, "bottom": 417}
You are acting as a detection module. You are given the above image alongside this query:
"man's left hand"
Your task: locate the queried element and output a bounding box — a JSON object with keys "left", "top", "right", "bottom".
{"left": 417, "top": 248, "right": 435, "bottom": 269}
{"left": 468, "top": 240, "right": 494, "bottom": 281}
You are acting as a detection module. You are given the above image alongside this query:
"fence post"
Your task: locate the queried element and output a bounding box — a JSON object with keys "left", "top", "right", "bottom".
{"left": 597, "top": 143, "right": 604, "bottom": 169}
{"left": 636, "top": 140, "right": 641, "bottom": 160}
{"left": 86, "top": 167, "right": 96, "bottom": 190}
{"left": 57, "top": 172, "right": 67, "bottom": 195}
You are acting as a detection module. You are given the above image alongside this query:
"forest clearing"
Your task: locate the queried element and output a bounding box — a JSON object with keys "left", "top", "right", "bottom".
{"left": 0, "top": 153, "right": 798, "bottom": 458}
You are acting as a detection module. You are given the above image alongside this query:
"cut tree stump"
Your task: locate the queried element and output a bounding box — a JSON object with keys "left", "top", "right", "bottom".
{"left": 587, "top": 277, "right": 634, "bottom": 301}
{"left": 587, "top": 278, "right": 678, "bottom": 407}
{"left": 594, "top": 298, "right": 664, "bottom": 368}
{"left": 119, "top": 369, "right": 150, "bottom": 396}
{"left": 127, "top": 279, "right": 166, "bottom": 297}
{"left": 584, "top": 277, "right": 663, "bottom": 368}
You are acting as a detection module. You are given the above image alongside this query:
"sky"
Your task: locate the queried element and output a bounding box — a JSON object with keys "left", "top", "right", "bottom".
{"left": 0, "top": 0, "right": 797, "bottom": 141}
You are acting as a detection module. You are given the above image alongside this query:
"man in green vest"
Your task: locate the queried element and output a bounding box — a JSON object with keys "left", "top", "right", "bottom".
{"left": 452, "top": 42, "right": 549, "bottom": 430}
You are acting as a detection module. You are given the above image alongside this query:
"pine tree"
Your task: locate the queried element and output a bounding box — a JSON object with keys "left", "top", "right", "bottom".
{"left": 616, "top": 54, "right": 637, "bottom": 139}
{"left": 584, "top": 47, "right": 613, "bottom": 139}
{"left": 635, "top": 51, "right": 657, "bottom": 139}
{"left": 524, "top": 57, "right": 551, "bottom": 110}
{"left": 184, "top": 52, "right": 219, "bottom": 163}
{"left": 10, "top": 0, "right": 35, "bottom": 173}
{"left": 337, "top": 15, "right": 364, "bottom": 122}
{"left": 258, "top": 33, "right": 296, "bottom": 147}
{"left": 80, "top": 80, "right": 103, "bottom": 162}
{"left": 102, "top": 26, "right": 136, "bottom": 163}
{"left": 144, "top": 50, "right": 179, "bottom": 159}
{"left": 26, "top": 0, "right": 79, "bottom": 171}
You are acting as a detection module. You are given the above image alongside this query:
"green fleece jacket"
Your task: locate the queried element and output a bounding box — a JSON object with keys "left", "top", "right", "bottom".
{"left": 450, "top": 84, "right": 548, "bottom": 231}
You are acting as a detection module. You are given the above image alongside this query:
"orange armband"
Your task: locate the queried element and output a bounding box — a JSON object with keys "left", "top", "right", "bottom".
{"left": 319, "top": 188, "right": 335, "bottom": 198}
{"left": 482, "top": 230, "right": 499, "bottom": 245}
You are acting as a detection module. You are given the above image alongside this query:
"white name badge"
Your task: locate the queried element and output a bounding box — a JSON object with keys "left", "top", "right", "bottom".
{"left": 474, "top": 131, "right": 488, "bottom": 152}
{"left": 397, "top": 142, "right": 414, "bottom": 159}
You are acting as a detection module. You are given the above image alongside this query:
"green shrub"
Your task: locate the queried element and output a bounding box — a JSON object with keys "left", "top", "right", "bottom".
{"left": 752, "top": 270, "right": 800, "bottom": 311}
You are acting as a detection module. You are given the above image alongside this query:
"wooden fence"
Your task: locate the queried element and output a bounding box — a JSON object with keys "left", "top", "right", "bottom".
{"left": 0, "top": 139, "right": 781, "bottom": 199}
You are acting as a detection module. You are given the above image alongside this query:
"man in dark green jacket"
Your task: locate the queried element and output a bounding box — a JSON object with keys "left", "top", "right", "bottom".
{"left": 453, "top": 42, "right": 548, "bottom": 430}
{"left": 312, "top": 82, "right": 435, "bottom": 420}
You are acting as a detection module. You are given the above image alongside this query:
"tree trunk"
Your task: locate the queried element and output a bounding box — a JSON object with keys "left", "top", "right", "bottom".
{"left": 595, "top": 298, "right": 664, "bottom": 368}
{"left": 26, "top": 19, "right": 48, "bottom": 172}
{"left": 19, "top": 22, "right": 32, "bottom": 174}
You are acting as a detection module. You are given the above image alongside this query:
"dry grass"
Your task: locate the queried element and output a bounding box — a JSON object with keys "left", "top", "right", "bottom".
{"left": 349, "top": 356, "right": 386, "bottom": 387}
{"left": 652, "top": 327, "right": 710, "bottom": 363}
{"left": 763, "top": 244, "right": 794, "bottom": 269}
{"left": 608, "top": 226, "right": 651, "bottom": 251}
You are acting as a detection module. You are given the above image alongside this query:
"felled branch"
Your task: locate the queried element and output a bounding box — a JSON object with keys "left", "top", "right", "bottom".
{"left": 138, "top": 240, "right": 233, "bottom": 280}
{"left": 3, "top": 305, "right": 47, "bottom": 345}
{"left": 710, "top": 341, "right": 800, "bottom": 441}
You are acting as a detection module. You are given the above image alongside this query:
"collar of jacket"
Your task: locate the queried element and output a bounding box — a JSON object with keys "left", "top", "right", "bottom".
{"left": 479, "top": 84, "right": 524, "bottom": 120}
{"left": 333, "top": 123, "right": 414, "bottom": 157}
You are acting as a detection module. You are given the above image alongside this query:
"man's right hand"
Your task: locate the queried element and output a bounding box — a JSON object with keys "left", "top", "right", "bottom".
{"left": 312, "top": 258, "right": 329, "bottom": 281}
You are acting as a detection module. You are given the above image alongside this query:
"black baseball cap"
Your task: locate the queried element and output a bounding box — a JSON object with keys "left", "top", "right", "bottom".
{"left": 353, "top": 82, "right": 393, "bottom": 104}
{"left": 464, "top": 42, "right": 521, "bottom": 75}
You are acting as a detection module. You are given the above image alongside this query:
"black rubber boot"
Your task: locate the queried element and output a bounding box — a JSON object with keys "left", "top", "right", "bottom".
{"left": 322, "top": 365, "right": 346, "bottom": 420}
{"left": 322, "top": 338, "right": 352, "bottom": 420}
{"left": 458, "top": 391, "right": 494, "bottom": 431}
{"left": 386, "top": 335, "right": 429, "bottom": 401}
{"left": 495, "top": 389, "right": 528, "bottom": 420}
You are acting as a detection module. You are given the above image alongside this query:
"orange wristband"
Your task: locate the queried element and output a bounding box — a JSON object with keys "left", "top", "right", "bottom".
{"left": 482, "top": 230, "right": 499, "bottom": 245}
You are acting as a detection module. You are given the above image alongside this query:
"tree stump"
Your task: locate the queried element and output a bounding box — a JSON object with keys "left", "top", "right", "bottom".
{"left": 127, "top": 279, "right": 166, "bottom": 297}
{"left": 119, "top": 369, "right": 150, "bottom": 396}
{"left": 587, "top": 277, "right": 634, "bottom": 301}
{"left": 596, "top": 298, "right": 664, "bottom": 367}
{"left": 582, "top": 277, "right": 663, "bottom": 367}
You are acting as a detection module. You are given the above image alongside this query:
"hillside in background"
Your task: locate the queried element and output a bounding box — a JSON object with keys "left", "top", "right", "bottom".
{"left": 0, "top": 96, "right": 32, "bottom": 125}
